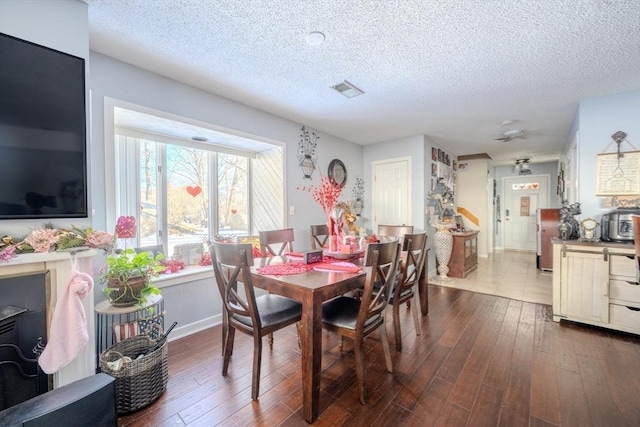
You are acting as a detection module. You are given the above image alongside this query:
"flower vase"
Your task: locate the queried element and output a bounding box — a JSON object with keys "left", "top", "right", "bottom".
{"left": 433, "top": 224, "right": 455, "bottom": 284}
{"left": 328, "top": 217, "right": 339, "bottom": 252}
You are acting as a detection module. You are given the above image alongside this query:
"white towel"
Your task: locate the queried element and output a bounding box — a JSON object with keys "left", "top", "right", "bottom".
{"left": 38, "top": 272, "right": 93, "bottom": 374}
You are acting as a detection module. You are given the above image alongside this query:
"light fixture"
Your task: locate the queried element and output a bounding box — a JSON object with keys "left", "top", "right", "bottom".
{"left": 331, "top": 80, "right": 364, "bottom": 98}
{"left": 351, "top": 176, "right": 364, "bottom": 216}
{"left": 515, "top": 158, "right": 531, "bottom": 175}
{"left": 297, "top": 126, "right": 318, "bottom": 179}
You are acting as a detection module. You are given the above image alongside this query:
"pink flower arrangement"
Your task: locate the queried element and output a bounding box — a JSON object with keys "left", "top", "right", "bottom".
{"left": 115, "top": 216, "right": 136, "bottom": 239}
{"left": 160, "top": 259, "right": 185, "bottom": 274}
{"left": 84, "top": 230, "right": 114, "bottom": 249}
{"left": 199, "top": 252, "right": 212, "bottom": 266}
{"left": 0, "top": 245, "right": 16, "bottom": 262}
{"left": 298, "top": 175, "right": 343, "bottom": 215}
{"left": 24, "top": 228, "right": 60, "bottom": 253}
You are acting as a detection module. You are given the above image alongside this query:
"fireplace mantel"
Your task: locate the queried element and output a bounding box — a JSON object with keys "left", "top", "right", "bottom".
{"left": 0, "top": 249, "right": 99, "bottom": 389}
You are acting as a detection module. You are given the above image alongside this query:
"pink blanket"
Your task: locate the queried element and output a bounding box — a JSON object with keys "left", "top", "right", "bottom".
{"left": 38, "top": 272, "right": 93, "bottom": 374}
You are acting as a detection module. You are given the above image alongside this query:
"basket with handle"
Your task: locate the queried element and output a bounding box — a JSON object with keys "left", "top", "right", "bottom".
{"left": 99, "top": 324, "right": 168, "bottom": 414}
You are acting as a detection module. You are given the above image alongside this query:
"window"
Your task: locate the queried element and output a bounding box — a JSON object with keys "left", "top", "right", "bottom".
{"left": 109, "top": 104, "right": 285, "bottom": 264}
{"left": 116, "top": 135, "right": 251, "bottom": 256}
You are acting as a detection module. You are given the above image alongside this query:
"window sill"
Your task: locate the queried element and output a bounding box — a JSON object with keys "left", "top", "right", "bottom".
{"left": 151, "top": 265, "right": 213, "bottom": 288}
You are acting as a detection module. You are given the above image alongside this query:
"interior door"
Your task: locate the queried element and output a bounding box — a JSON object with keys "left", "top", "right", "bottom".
{"left": 372, "top": 158, "right": 410, "bottom": 231}
{"left": 504, "top": 175, "right": 549, "bottom": 251}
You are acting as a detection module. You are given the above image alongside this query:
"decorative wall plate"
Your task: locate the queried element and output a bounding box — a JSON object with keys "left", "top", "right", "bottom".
{"left": 328, "top": 159, "right": 347, "bottom": 187}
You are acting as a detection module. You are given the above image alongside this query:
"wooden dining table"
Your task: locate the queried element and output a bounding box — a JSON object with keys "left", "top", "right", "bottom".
{"left": 250, "top": 255, "right": 367, "bottom": 423}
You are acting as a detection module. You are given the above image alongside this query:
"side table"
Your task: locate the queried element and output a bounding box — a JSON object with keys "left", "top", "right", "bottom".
{"left": 95, "top": 294, "right": 164, "bottom": 370}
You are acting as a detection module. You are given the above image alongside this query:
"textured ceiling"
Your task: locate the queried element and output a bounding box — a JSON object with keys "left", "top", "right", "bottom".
{"left": 85, "top": 0, "right": 640, "bottom": 165}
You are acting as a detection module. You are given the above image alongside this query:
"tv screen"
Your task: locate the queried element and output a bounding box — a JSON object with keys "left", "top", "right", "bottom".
{"left": 0, "top": 32, "right": 87, "bottom": 219}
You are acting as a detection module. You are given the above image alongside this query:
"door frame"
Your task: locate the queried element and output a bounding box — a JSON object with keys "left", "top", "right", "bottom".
{"left": 500, "top": 173, "right": 550, "bottom": 250}
{"left": 371, "top": 156, "right": 411, "bottom": 233}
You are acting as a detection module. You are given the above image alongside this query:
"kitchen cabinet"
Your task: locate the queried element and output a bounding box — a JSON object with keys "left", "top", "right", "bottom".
{"left": 552, "top": 239, "right": 640, "bottom": 335}
{"left": 448, "top": 231, "right": 479, "bottom": 278}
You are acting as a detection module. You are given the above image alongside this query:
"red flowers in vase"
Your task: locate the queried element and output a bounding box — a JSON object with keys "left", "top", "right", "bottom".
{"left": 299, "top": 176, "right": 344, "bottom": 251}
{"left": 298, "top": 175, "right": 343, "bottom": 217}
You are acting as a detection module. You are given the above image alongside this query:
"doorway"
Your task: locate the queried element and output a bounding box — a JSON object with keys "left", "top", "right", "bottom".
{"left": 503, "top": 174, "right": 549, "bottom": 251}
{"left": 372, "top": 157, "right": 411, "bottom": 232}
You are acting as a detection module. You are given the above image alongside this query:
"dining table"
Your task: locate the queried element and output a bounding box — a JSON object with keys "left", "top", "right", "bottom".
{"left": 250, "top": 254, "right": 367, "bottom": 423}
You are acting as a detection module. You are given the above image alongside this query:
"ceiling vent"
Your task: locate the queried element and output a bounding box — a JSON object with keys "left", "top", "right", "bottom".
{"left": 331, "top": 80, "right": 364, "bottom": 98}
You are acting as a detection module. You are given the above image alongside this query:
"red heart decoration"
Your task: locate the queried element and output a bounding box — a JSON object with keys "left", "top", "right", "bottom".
{"left": 231, "top": 209, "right": 237, "bottom": 214}
{"left": 186, "top": 185, "right": 202, "bottom": 197}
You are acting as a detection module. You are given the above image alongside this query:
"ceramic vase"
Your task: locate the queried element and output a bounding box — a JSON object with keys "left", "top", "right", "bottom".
{"left": 434, "top": 225, "right": 454, "bottom": 282}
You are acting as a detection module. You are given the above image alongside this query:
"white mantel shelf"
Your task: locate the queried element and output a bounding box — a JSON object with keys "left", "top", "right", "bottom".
{"left": 0, "top": 249, "right": 99, "bottom": 389}
{"left": 1, "top": 248, "right": 98, "bottom": 267}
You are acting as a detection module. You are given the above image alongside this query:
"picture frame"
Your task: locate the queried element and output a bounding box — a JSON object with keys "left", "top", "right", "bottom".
{"left": 454, "top": 214, "right": 464, "bottom": 231}
{"left": 432, "top": 147, "right": 437, "bottom": 161}
{"left": 431, "top": 163, "right": 437, "bottom": 177}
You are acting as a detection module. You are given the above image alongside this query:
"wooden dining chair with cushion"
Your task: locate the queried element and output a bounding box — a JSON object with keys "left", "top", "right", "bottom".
{"left": 310, "top": 224, "right": 329, "bottom": 250}
{"left": 259, "top": 228, "right": 295, "bottom": 257}
{"left": 321, "top": 240, "right": 400, "bottom": 404}
{"left": 390, "top": 232, "right": 428, "bottom": 351}
{"left": 210, "top": 242, "right": 302, "bottom": 400}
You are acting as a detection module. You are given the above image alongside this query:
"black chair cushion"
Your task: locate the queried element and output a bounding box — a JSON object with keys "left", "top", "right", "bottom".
{"left": 322, "top": 296, "right": 380, "bottom": 330}
{"left": 233, "top": 294, "right": 301, "bottom": 328}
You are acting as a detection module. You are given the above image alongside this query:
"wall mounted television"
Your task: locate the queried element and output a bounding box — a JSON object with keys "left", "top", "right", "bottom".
{"left": 0, "top": 32, "right": 87, "bottom": 220}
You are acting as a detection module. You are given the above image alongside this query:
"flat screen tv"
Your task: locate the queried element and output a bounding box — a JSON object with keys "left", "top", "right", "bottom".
{"left": 0, "top": 32, "right": 87, "bottom": 219}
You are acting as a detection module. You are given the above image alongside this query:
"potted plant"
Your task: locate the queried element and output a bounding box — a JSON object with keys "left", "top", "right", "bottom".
{"left": 101, "top": 248, "right": 165, "bottom": 306}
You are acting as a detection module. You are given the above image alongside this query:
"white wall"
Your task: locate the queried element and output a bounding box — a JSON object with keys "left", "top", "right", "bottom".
{"left": 456, "top": 158, "right": 491, "bottom": 257}
{"left": 362, "top": 134, "right": 427, "bottom": 234}
{"left": 90, "top": 53, "right": 363, "bottom": 251}
{"left": 574, "top": 89, "right": 640, "bottom": 222}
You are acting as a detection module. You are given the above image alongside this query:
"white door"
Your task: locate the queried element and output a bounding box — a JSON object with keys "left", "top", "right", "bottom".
{"left": 372, "top": 157, "right": 410, "bottom": 231}
{"left": 503, "top": 175, "right": 549, "bottom": 251}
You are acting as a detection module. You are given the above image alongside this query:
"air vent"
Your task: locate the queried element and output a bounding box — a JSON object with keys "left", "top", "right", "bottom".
{"left": 331, "top": 80, "right": 364, "bottom": 98}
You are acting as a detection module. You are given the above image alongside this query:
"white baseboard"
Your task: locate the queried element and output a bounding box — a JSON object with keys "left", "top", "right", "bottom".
{"left": 167, "top": 314, "right": 222, "bottom": 342}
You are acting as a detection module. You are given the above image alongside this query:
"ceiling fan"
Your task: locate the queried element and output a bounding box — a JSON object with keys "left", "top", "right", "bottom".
{"left": 494, "top": 129, "right": 528, "bottom": 142}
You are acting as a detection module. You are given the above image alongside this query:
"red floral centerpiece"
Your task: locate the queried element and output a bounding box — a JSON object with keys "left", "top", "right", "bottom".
{"left": 299, "top": 175, "right": 343, "bottom": 251}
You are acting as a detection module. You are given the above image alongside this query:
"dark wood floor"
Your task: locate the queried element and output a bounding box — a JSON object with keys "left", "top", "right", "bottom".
{"left": 118, "top": 285, "right": 640, "bottom": 426}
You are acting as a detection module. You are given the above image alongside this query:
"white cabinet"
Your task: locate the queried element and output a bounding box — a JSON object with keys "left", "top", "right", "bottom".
{"left": 552, "top": 240, "right": 640, "bottom": 335}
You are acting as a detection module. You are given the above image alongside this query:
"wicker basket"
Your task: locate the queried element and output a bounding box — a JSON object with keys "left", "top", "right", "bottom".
{"left": 99, "top": 333, "right": 168, "bottom": 414}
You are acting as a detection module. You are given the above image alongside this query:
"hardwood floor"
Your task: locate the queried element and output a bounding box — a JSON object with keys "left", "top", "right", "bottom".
{"left": 118, "top": 287, "right": 640, "bottom": 426}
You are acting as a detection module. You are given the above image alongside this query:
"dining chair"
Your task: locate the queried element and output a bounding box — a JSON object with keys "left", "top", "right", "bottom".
{"left": 321, "top": 240, "right": 400, "bottom": 404}
{"left": 310, "top": 224, "right": 329, "bottom": 249}
{"left": 210, "top": 242, "right": 302, "bottom": 400}
{"left": 377, "top": 224, "right": 414, "bottom": 240}
{"left": 259, "top": 228, "right": 295, "bottom": 257}
{"left": 390, "top": 232, "right": 428, "bottom": 351}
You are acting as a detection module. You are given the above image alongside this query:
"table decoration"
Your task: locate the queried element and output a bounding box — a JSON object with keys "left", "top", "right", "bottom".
{"left": 312, "top": 261, "right": 361, "bottom": 273}
{"left": 299, "top": 175, "right": 344, "bottom": 252}
{"left": 256, "top": 263, "right": 314, "bottom": 276}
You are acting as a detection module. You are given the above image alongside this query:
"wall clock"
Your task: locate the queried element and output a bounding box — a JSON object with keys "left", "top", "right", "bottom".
{"left": 328, "top": 159, "right": 347, "bottom": 187}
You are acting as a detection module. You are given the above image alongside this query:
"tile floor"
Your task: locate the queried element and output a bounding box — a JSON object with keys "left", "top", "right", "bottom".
{"left": 429, "top": 250, "right": 552, "bottom": 305}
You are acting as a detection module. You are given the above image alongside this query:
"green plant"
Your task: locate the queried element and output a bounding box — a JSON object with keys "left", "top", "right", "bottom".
{"left": 101, "top": 248, "right": 165, "bottom": 306}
